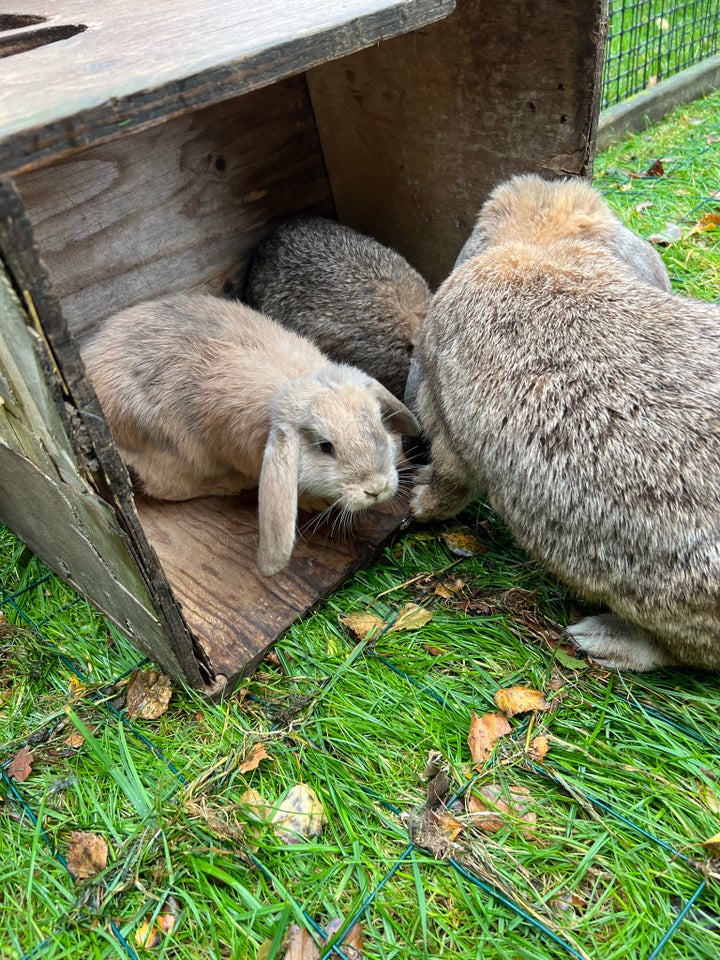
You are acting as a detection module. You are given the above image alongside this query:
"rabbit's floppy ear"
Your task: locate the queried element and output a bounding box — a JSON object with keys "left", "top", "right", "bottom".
{"left": 368, "top": 379, "right": 421, "bottom": 437}
{"left": 257, "top": 423, "right": 300, "bottom": 576}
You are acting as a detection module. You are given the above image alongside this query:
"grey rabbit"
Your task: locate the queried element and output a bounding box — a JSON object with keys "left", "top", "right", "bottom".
{"left": 81, "top": 294, "right": 419, "bottom": 576}
{"left": 245, "top": 217, "right": 431, "bottom": 399}
{"left": 411, "top": 173, "right": 720, "bottom": 672}
{"left": 404, "top": 173, "right": 671, "bottom": 420}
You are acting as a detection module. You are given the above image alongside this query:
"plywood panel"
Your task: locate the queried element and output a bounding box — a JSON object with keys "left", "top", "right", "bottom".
{"left": 0, "top": 0, "right": 454, "bottom": 176}
{"left": 136, "top": 494, "right": 407, "bottom": 685}
{"left": 16, "top": 77, "right": 335, "bottom": 335}
{"left": 307, "top": 0, "right": 606, "bottom": 286}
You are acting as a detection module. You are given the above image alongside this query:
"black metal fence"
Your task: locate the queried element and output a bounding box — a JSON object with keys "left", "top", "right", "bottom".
{"left": 603, "top": 0, "right": 720, "bottom": 109}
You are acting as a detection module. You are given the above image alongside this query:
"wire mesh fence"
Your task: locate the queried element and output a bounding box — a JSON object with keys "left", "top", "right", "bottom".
{"left": 603, "top": 0, "right": 720, "bottom": 109}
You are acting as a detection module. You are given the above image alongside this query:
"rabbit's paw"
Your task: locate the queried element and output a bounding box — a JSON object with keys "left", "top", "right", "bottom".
{"left": 566, "top": 613, "right": 677, "bottom": 672}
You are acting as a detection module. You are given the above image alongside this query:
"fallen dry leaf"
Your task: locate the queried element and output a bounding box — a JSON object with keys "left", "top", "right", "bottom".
{"left": 339, "top": 612, "right": 385, "bottom": 642}
{"left": 529, "top": 735, "right": 550, "bottom": 762}
{"left": 423, "top": 643, "right": 448, "bottom": 656}
{"left": 442, "top": 527, "right": 487, "bottom": 557}
{"left": 687, "top": 212, "right": 720, "bottom": 236}
{"left": 629, "top": 158, "right": 665, "bottom": 178}
{"left": 433, "top": 576, "right": 466, "bottom": 599}
{"left": 325, "top": 918, "right": 363, "bottom": 960}
{"left": 494, "top": 686, "right": 550, "bottom": 717}
{"left": 467, "top": 711, "right": 512, "bottom": 768}
{"left": 238, "top": 742, "right": 269, "bottom": 774}
{"left": 67, "top": 830, "right": 109, "bottom": 880}
{"left": 272, "top": 784, "right": 325, "bottom": 843}
{"left": 7, "top": 745, "right": 33, "bottom": 782}
{"left": 283, "top": 924, "right": 320, "bottom": 960}
{"left": 240, "top": 787, "right": 273, "bottom": 821}
{"left": 702, "top": 833, "right": 720, "bottom": 857}
{"left": 467, "top": 783, "right": 537, "bottom": 837}
{"left": 340, "top": 603, "right": 432, "bottom": 643}
{"left": 134, "top": 896, "right": 180, "bottom": 948}
{"left": 126, "top": 669, "right": 172, "bottom": 720}
{"left": 649, "top": 222, "right": 683, "bottom": 245}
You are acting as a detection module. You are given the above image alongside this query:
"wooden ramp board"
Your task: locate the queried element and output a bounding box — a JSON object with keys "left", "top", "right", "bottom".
{"left": 136, "top": 493, "right": 406, "bottom": 687}
{"left": 0, "top": 0, "right": 455, "bottom": 176}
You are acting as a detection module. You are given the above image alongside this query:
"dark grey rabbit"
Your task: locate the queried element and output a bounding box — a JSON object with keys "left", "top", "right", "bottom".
{"left": 411, "top": 174, "right": 720, "bottom": 672}
{"left": 245, "top": 217, "right": 431, "bottom": 399}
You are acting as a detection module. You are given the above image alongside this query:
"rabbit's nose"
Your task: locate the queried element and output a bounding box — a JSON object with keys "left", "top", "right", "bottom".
{"left": 364, "top": 481, "right": 391, "bottom": 500}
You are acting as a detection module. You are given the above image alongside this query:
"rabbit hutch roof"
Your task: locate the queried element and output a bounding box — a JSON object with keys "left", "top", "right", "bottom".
{"left": 0, "top": 0, "right": 605, "bottom": 695}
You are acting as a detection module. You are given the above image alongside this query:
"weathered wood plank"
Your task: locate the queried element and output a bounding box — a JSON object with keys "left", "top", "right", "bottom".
{"left": 0, "top": 266, "right": 193, "bottom": 682}
{"left": 16, "top": 77, "right": 335, "bottom": 335}
{"left": 307, "top": 0, "right": 606, "bottom": 287}
{"left": 136, "top": 493, "right": 407, "bottom": 687}
{"left": 0, "top": 0, "right": 455, "bottom": 176}
{"left": 0, "top": 180, "right": 209, "bottom": 687}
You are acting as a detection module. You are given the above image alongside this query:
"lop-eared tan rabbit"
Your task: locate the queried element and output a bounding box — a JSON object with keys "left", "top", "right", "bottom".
{"left": 81, "top": 295, "right": 419, "bottom": 576}
{"left": 411, "top": 174, "right": 720, "bottom": 672}
{"left": 245, "top": 217, "right": 431, "bottom": 399}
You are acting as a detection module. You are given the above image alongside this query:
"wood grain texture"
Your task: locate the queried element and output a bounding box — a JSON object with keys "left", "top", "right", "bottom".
{"left": 307, "top": 0, "right": 606, "bottom": 287}
{"left": 16, "top": 77, "right": 334, "bottom": 334}
{"left": 0, "top": 0, "right": 455, "bottom": 176}
{"left": 136, "top": 493, "right": 408, "bottom": 686}
{"left": 0, "top": 180, "right": 210, "bottom": 687}
{"left": 0, "top": 268, "right": 191, "bottom": 681}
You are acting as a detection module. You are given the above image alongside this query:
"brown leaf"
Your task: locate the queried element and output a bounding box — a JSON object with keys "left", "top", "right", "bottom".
{"left": 391, "top": 603, "right": 433, "bottom": 632}
{"left": 467, "top": 711, "right": 512, "bottom": 768}
{"left": 702, "top": 833, "right": 720, "bottom": 857}
{"left": 323, "top": 918, "right": 364, "bottom": 959}
{"left": 434, "top": 576, "right": 466, "bottom": 599}
{"left": 272, "top": 784, "right": 325, "bottom": 843}
{"left": 240, "top": 787, "right": 273, "bottom": 822}
{"left": 687, "top": 212, "right": 720, "bottom": 236}
{"left": 438, "top": 810, "right": 464, "bottom": 842}
{"left": 494, "top": 686, "right": 550, "bottom": 717}
{"left": 529, "top": 735, "right": 550, "bottom": 762}
{"left": 467, "top": 783, "right": 537, "bottom": 837}
{"left": 126, "top": 669, "right": 172, "bottom": 720}
{"left": 238, "top": 742, "right": 269, "bottom": 774}
{"left": 67, "top": 830, "right": 109, "bottom": 880}
{"left": 7, "top": 745, "right": 33, "bottom": 782}
{"left": 283, "top": 924, "right": 320, "bottom": 960}
{"left": 423, "top": 643, "right": 448, "bottom": 656}
{"left": 629, "top": 158, "right": 665, "bottom": 178}
{"left": 442, "top": 527, "right": 487, "bottom": 557}
{"left": 339, "top": 612, "right": 385, "bottom": 642}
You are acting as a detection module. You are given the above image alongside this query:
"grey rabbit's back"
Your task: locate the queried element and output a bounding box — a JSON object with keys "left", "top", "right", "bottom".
{"left": 246, "top": 217, "right": 431, "bottom": 398}
{"left": 413, "top": 179, "right": 720, "bottom": 671}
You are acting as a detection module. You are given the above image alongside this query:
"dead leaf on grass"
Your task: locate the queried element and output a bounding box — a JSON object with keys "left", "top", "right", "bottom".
{"left": 6, "top": 745, "right": 33, "bottom": 782}
{"left": 325, "top": 918, "right": 364, "bottom": 960}
{"left": 687, "top": 212, "right": 720, "bottom": 236}
{"left": 494, "top": 686, "right": 550, "bottom": 717}
{"left": 702, "top": 833, "right": 720, "bottom": 857}
{"left": 529, "top": 735, "right": 550, "bottom": 762}
{"left": 467, "top": 783, "right": 537, "bottom": 837}
{"left": 340, "top": 603, "right": 432, "bottom": 643}
{"left": 67, "top": 830, "right": 109, "bottom": 880}
{"left": 433, "top": 576, "right": 466, "bottom": 599}
{"left": 282, "top": 924, "right": 320, "bottom": 960}
{"left": 467, "top": 710, "right": 512, "bottom": 768}
{"left": 649, "top": 222, "right": 683, "bottom": 245}
{"left": 238, "top": 742, "right": 269, "bottom": 774}
{"left": 272, "top": 784, "right": 325, "bottom": 843}
{"left": 126, "top": 669, "right": 172, "bottom": 720}
{"left": 442, "top": 527, "right": 487, "bottom": 557}
{"left": 134, "top": 895, "right": 180, "bottom": 948}
{"left": 629, "top": 158, "right": 665, "bottom": 178}
{"left": 240, "top": 787, "right": 273, "bottom": 821}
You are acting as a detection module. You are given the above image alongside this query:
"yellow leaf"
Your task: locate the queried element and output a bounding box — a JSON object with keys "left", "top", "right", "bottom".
{"left": 688, "top": 212, "right": 720, "bottom": 236}
{"left": 702, "top": 833, "right": 720, "bottom": 857}
{"left": 135, "top": 919, "right": 160, "bottom": 949}
{"left": 391, "top": 603, "right": 433, "bottom": 632}
{"left": 442, "top": 527, "right": 487, "bottom": 557}
{"left": 272, "top": 784, "right": 325, "bottom": 843}
{"left": 438, "top": 810, "right": 464, "bottom": 842}
{"left": 494, "top": 686, "right": 550, "bottom": 717}
{"left": 339, "top": 612, "right": 385, "bottom": 642}
{"left": 467, "top": 711, "right": 512, "bottom": 768}
{"left": 467, "top": 783, "right": 537, "bottom": 837}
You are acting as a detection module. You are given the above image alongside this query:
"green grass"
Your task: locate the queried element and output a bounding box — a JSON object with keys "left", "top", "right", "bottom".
{"left": 2, "top": 92, "right": 720, "bottom": 960}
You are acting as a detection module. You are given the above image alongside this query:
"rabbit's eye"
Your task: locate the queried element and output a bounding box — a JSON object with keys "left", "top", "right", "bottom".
{"left": 319, "top": 440, "right": 335, "bottom": 456}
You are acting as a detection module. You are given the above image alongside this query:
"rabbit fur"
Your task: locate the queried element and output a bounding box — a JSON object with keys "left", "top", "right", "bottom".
{"left": 411, "top": 174, "right": 720, "bottom": 673}
{"left": 245, "top": 217, "right": 431, "bottom": 399}
{"left": 81, "top": 294, "right": 419, "bottom": 576}
{"left": 405, "top": 175, "right": 671, "bottom": 421}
